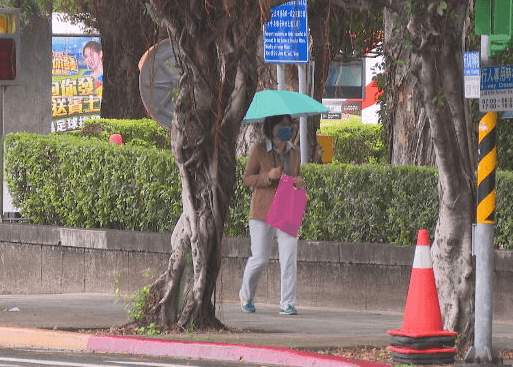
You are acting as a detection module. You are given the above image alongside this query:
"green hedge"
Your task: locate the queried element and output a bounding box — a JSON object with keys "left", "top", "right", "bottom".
{"left": 226, "top": 162, "right": 439, "bottom": 245}
{"left": 300, "top": 164, "right": 439, "bottom": 245}
{"left": 6, "top": 131, "right": 513, "bottom": 248}
{"left": 228, "top": 164, "right": 513, "bottom": 248}
{"left": 496, "top": 169, "right": 513, "bottom": 249}
{"left": 5, "top": 133, "right": 181, "bottom": 232}
{"left": 498, "top": 118, "right": 513, "bottom": 171}
{"left": 317, "top": 121, "right": 388, "bottom": 164}
{"left": 64, "top": 118, "right": 171, "bottom": 150}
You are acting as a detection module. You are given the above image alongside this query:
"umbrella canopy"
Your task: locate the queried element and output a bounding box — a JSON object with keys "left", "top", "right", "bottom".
{"left": 242, "top": 90, "right": 329, "bottom": 124}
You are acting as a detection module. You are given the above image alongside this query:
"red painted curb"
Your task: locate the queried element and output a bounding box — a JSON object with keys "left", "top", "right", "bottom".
{"left": 87, "top": 335, "right": 391, "bottom": 367}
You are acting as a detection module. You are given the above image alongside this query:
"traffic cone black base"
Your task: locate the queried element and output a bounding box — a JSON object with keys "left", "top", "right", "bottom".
{"left": 390, "top": 345, "right": 456, "bottom": 365}
{"left": 390, "top": 334, "right": 456, "bottom": 349}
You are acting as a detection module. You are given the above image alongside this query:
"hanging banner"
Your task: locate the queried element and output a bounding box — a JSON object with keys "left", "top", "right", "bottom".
{"left": 51, "top": 36, "right": 103, "bottom": 132}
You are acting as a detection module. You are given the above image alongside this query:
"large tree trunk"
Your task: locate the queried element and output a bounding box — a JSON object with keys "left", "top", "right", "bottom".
{"left": 383, "top": 8, "right": 435, "bottom": 166}
{"left": 139, "top": 0, "right": 264, "bottom": 329}
{"left": 236, "top": 32, "right": 273, "bottom": 157}
{"left": 93, "top": 0, "right": 159, "bottom": 119}
{"left": 396, "top": 1, "right": 475, "bottom": 349}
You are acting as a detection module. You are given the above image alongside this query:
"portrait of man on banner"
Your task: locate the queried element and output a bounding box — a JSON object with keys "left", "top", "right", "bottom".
{"left": 82, "top": 40, "right": 103, "bottom": 96}
{"left": 51, "top": 36, "right": 103, "bottom": 132}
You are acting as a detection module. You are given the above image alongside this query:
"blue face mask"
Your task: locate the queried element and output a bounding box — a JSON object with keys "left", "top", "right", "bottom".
{"left": 276, "top": 126, "right": 292, "bottom": 141}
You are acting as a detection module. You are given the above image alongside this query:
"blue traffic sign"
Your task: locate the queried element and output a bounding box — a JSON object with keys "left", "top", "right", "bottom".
{"left": 481, "top": 65, "right": 513, "bottom": 91}
{"left": 480, "top": 65, "right": 513, "bottom": 111}
{"left": 464, "top": 52, "right": 480, "bottom": 76}
{"left": 263, "top": 0, "right": 308, "bottom": 63}
{"left": 464, "top": 52, "right": 480, "bottom": 98}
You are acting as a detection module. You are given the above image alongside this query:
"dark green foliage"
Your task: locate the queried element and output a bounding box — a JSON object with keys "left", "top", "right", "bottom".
{"left": 224, "top": 156, "right": 251, "bottom": 238}
{"left": 5, "top": 133, "right": 181, "bottom": 232}
{"left": 497, "top": 118, "right": 513, "bottom": 171}
{"left": 6, "top": 121, "right": 513, "bottom": 248}
{"left": 496, "top": 170, "right": 513, "bottom": 249}
{"left": 64, "top": 118, "right": 171, "bottom": 150}
{"left": 290, "top": 163, "right": 438, "bottom": 246}
{"left": 225, "top": 160, "right": 439, "bottom": 246}
{"left": 318, "top": 122, "right": 388, "bottom": 164}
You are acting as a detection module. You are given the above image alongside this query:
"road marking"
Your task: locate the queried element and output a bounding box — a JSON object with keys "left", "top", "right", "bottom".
{"left": 108, "top": 362, "right": 201, "bottom": 367}
{"left": 0, "top": 357, "right": 116, "bottom": 367}
{"left": 0, "top": 356, "right": 199, "bottom": 367}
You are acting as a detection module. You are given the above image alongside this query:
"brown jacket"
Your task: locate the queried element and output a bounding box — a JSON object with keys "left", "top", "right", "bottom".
{"left": 244, "top": 139, "right": 300, "bottom": 221}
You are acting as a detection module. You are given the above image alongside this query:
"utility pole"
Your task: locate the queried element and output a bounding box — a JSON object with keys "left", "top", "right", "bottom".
{"left": 465, "top": 33, "right": 501, "bottom": 367}
{"left": 277, "top": 64, "right": 285, "bottom": 91}
{"left": 298, "top": 64, "right": 308, "bottom": 163}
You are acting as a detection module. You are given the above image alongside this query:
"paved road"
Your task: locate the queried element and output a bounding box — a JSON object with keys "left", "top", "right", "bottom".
{"left": 0, "top": 348, "right": 281, "bottom": 367}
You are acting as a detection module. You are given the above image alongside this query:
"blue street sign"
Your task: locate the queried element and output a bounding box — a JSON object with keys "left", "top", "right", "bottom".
{"left": 480, "top": 65, "right": 513, "bottom": 111}
{"left": 464, "top": 52, "right": 480, "bottom": 76}
{"left": 464, "top": 52, "right": 480, "bottom": 98}
{"left": 263, "top": 0, "right": 308, "bottom": 63}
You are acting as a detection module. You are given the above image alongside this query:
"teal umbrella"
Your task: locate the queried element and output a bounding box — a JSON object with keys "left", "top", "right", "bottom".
{"left": 242, "top": 90, "right": 329, "bottom": 124}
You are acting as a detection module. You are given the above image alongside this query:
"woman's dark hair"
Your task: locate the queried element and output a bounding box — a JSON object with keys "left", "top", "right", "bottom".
{"left": 263, "top": 114, "right": 292, "bottom": 139}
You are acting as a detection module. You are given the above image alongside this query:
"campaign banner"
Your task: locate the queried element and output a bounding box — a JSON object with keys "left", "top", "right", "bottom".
{"left": 51, "top": 36, "right": 103, "bottom": 132}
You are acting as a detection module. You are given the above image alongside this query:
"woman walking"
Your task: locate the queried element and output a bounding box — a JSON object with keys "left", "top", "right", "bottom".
{"left": 239, "top": 114, "right": 304, "bottom": 316}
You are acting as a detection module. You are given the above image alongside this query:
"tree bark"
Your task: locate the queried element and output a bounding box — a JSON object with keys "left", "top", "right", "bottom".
{"left": 93, "top": 0, "right": 159, "bottom": 119}
{"left": 139, "top": 0, "right": 266, "bottom": 330}
{"left": 236, "top": 30, "right": 273, "bottom": 157}
{"left": 383, "top": 8, "right": 435, "bottom": 166}
{"left": 399, "top": 1, "right": 475, "bottom": 349}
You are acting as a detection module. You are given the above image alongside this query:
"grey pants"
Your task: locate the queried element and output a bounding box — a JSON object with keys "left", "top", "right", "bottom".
{"left": 240, "top": 219, "right": 297, "bottom": 309}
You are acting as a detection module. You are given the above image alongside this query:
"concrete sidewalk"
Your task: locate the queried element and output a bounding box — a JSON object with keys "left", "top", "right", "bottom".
{"left": 0, "top": 294, "right": 512, "bottom": 366}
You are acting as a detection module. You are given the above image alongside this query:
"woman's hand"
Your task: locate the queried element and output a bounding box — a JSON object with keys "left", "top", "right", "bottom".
{"left": 268, "top": 166, "right": 282, "bottom": 180}
{"left": 294, "top": 176, "right": 304, "bottom": 189}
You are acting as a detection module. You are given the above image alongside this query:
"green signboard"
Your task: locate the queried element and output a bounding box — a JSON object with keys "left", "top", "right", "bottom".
{"left": 475, "top": 0, "right": 513, "bottom": 56}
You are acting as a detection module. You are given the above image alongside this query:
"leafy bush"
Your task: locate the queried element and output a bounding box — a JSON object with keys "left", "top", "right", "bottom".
{"left": 318, "top": 121, "right": 388, "bottom": 164}
{"left": 224, "top": 156, "right": 251, "bottom": 238}
{"left": 6, "top": 129, "right": 513, "bottom": 248}
{"left": 496, "top": 170, "right": 513, "bottom": 249}
{"left": 497, "top": 118, "right": 513, "bottom": 171}
{"left": 63, "top": 118, "right": 171, "bottom": 150}
{"left": 5, "top": 133, "right": 181, "bottom": 232}
{"left": 227, "top": 162, "right": 439, "bottom": 246}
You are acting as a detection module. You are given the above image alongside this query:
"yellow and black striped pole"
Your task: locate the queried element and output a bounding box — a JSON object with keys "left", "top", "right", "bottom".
{"left": 477, "top": 112, "right": 497, "bottom": 224}
{"left": 473, "top": 110, "right": 497, "bottom": 362}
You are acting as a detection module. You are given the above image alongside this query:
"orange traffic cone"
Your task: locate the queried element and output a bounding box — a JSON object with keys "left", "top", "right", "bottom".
{"left": 388, "top": 229, "right": 457, "bottom": 364}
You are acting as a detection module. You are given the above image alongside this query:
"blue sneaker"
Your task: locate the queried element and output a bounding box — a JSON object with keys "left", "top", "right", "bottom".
{"left": 241, "top": 300, "right": 256, "bottom": 313}
{"left": 239, "top": 291, "right": 256, "bottom": 313}
{"left": 279, "top": 305, "right": 297, "bottom": 315}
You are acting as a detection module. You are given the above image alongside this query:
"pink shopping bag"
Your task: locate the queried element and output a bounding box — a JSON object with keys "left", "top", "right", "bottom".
{"left": 265, "top": 174, "right": 308, "bottom": 237}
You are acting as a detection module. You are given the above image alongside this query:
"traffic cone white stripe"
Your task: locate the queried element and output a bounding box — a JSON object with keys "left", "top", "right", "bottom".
{"left": 412, "top": 245, "right": 433, "bottom": 269}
